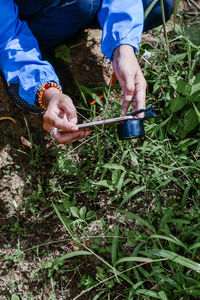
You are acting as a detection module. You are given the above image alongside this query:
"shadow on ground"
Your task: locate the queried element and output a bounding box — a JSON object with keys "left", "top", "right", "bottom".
{"left": 0, "top": 26, "right": 111, "bottom": 252}
{"left": 0, "top": 27, "right": 112, "bottom": 204}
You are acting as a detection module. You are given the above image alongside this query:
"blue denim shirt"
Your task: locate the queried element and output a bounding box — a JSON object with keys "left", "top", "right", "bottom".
{"left": 0, "top": 0, "right": 143, "bottom": 105}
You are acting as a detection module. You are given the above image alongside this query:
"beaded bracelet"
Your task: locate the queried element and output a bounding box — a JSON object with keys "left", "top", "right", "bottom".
{"left": 37, "top": 81, "right": 62, "bottom": 110}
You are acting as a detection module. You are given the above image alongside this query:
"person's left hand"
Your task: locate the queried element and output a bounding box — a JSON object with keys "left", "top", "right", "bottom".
{"left": 112, "top": 45, "right": 146, "bottom": 117}
{"left": 43, "top": 87, "right": 90, "bottom": 144}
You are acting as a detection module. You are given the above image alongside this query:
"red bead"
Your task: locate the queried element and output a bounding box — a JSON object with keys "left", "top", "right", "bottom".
{"left": 37, "top": 81, "right": 62, "bottom": 110}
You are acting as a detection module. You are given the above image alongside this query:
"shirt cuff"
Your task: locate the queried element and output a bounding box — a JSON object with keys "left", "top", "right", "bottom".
{"left": 33, "top": 78, "right": 62, "bottom": 105}
{"left": 101, "top": 36, "right": 141, "bottom": 62}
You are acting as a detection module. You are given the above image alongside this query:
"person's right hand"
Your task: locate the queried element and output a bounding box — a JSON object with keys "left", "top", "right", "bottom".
{"left": 43, "top": 87, "right": 90, "bottom": 144}
{"left": 112, "top": 45, "right": 146, "bottom": 117}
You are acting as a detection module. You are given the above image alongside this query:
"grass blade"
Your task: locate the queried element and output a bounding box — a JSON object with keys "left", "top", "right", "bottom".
{"left": 54, "top": 250, "right": 92, "bottom": 264}
{"left": 189, "top": 242, "right": 200, "bottom": 250}
{"left": 115, "top": 257, "right": 154, "bottom": 266}
{"left": 119, "top": 210, "right": 154, "bottom": 231}
{"left": 119, "top": 185, "right": 146, "bottom": 208}
{"left": 52, "top": 201, "right": 75, "bottom": 239}
{"left": 181, "top": 184, "right": 191, "bottom": 210}
{"left": 193, "top": 103, "right": 200, "bottom": 122}
{"left": 111, "top": 224, "right": 119, "bottom": 266}
{"left": 150, "top": 234, "right": 189, "bottom": 252}
{"left": 136, "top": 289, "right": 160, "bottom": 298}
{"left": 144, "top": 0, "right": 159, "bottom": 20}
{"left": 150, "top": 249, "right": 200, "bottom": 273}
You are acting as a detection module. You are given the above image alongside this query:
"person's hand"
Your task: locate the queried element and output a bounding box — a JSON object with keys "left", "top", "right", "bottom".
{"left": 43, "top": 87, "right": 90, "bottom": 144}
{"left": 112, "top": 45, "right": 146, "bottom": 116}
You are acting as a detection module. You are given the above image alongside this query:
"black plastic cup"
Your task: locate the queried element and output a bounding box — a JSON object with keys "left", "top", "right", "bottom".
{"left": 117, "top": 119, "right": 144, "bottom": 140}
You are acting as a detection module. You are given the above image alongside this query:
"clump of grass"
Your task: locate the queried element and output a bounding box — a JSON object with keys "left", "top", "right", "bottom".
{"left": 45, "top": 5, "right": 200, "bottom": 299}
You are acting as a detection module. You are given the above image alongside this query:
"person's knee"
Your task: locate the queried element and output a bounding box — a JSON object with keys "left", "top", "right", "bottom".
{"left": 163, "top": 0, "right": 174, "bottom": 21}
{"left": 76, "top": 0, "right": 101, "bottom": 19}
{"left": 143, "top": 0, "right": 174, "bottom": 32}
{"left": 26, "top": 0, "right": 101, "bottom": 48}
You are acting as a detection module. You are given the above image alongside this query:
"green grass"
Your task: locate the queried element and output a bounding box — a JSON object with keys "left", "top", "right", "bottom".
{"left": 1, "top": 4, "right": 200, "bottom": 300}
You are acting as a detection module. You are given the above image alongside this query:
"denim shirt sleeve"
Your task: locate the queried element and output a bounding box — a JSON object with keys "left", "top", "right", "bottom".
{"left": 97, "top": 0, "right": 144, "bottom": 61}
{"left": 0, "top": 0, "right": 60, "bottom": 105}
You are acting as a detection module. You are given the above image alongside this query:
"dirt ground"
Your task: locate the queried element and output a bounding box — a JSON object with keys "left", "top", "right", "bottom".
{"left": 0, "top": 0, "right": 196, "bottom": 298}
{"left": 0, "top": 23, "right": 122, "bottom": 299}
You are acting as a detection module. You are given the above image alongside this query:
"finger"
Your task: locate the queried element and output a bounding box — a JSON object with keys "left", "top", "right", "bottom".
{"left": 121, "top": 74, "right": 135, "bottom": 116}
{"left": 43, "top": 111, "right": 78, "bottom": 132}
{"left": 65, "top": 135, "right": 88, "bottom": 145}
{"left": 133, "top": 72, "right": 146, "bottom": 117}
{"left": 60, "top": 99, "right": 78, "bottom": 125}
{"left": 57, "top": 131, "right": 90, "bottom": 144}
{"left": 50, "top": 128, "right": 58, "bottom": 138}
{"left": 134, "top": 88, "right": 146, "bottom": 116}
{"left": 54, "top": 130, "right": 90, "bottom": 144}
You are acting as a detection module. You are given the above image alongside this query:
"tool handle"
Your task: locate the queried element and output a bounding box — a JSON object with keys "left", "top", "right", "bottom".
{"left": 57, "top": 115, "right": 134, "bottom": 133}
{"left": 58, "top": 105, "right": 157, "bottom": 133}
{"left": 77, "top": 115, "right": 134, "bottom": 129}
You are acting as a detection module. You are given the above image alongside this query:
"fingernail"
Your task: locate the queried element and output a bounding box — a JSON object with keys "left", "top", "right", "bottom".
{"left": 72, "top": 125, "right": 78, "bottom": 130}
{"left": 86, "top": 130, "right": 91, "bottom": 136}
{"left": 125, "top": 95, "right": 133, "bottom": 101}
{"left": 121, "top": 109, "right": 125, "bottom": 116}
